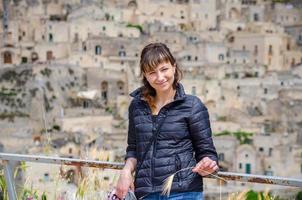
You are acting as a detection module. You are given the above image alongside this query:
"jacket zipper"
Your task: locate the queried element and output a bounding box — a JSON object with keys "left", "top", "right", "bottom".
{"left": 142, "top": 99, "right": 181, "bottom": 190}
{"left": 151, "top": 104, "right": 170, "bottom": 190}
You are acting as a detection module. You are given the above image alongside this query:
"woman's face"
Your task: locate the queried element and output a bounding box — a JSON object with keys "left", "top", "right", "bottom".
{"left": 144, "top": 61, "right": 176, "bottom": 93}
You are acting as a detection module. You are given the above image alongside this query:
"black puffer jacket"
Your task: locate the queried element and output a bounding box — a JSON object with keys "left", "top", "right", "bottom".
{"left": 125, "top": 83, "right": 218, "bottom": 199}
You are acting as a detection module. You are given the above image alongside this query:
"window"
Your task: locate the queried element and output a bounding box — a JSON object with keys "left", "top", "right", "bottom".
{"left": 269, "top": 148, "right": 273, "bottom": 156}
{"left": 44, "top": 173, "right": 49, "bottom": 182}
{"left": 21, "top": 57, "right": 28, "bottom": 63}
{"left": 95, "top": 45, "right": 102, "bottom": 55}
{"left": 46, "top": 51, "right": 53, "bottom": 61}
{"left": 49, "top": 33, "right": 53, "bottom": 42}
{"left": 242, "top": 45, "right": 246, "bottom": 51}
{"left": 69, "top": 148, "right": 72, "bottom": 154}
{"left": 218, "top": 54, "right": 224, "bottom": 61}
{"left": 254, "top": 13, "right": 259, "bottom": 22}
{"left": 268, "top": 45, "right": 273, "bottom": 55}
{"left": 119, "top": 50, "right": 126, "bottom": 57}
{"left": 101, "top": 81, "right": 108, "bottom": 104}
{"left": 117, "top": 81, "right": 125, "bottom": 95}
{"left": 254, "top": 45, "right": 258, "bottom": 55}
{"left": 264, "top": 88, "right": 268, "bottom": 94}
{"left": 239, "top": 163, "right": 242, "bottom": 169}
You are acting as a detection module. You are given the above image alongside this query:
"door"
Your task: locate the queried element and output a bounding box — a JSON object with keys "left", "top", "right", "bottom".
{"left": 46, "top": 51, "right": 53, "bottom": 61}
{"left": 245, "top": 163, "right": 251, "bottom": 174}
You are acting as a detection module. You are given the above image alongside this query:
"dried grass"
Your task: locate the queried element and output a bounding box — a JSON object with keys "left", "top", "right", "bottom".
{"left": 162, "top": 167, "right": 227, "bottom": 197}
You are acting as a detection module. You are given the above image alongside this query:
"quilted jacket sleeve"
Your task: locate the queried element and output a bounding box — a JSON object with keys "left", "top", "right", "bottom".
{"left": 188, "top": 97, "right": 218, "bottom": 163}
{"left": 125, "top": 101, "right": 137, "bottom": 160}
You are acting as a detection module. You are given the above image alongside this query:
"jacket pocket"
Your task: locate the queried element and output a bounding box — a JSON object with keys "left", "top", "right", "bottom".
{"left": 175, "top": 154, "right": 182, "bottom": 186}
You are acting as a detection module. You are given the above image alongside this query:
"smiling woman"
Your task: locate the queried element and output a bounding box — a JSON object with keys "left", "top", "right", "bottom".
{"left": 114, "top": 43, "right": 219, "bottom": 200}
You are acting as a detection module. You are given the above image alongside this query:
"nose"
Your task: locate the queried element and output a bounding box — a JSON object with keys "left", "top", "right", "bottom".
{"left": 156, "top": 72, "right": 165, "bottom": 82}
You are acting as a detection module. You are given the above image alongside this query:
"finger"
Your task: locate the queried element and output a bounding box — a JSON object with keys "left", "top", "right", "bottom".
{"left": 115, "top": 189, "right": 123, "bottom": 199}
{"left": 201, "top": 160, "right": 211, "bottom": 168}
{"left": 209, "top": 161, "right": 217, "bottom": 169}
{"left": 213, "top": 165, "right": 219, "bottom": 172}
{"left": 192, "top": 160, "right": 203, "bottom": 172}
{"left": 130, "top": 182, "right": 135, "bottom": 191}
{"left": 116, "top": 188, "right": 127, "bottom": 199}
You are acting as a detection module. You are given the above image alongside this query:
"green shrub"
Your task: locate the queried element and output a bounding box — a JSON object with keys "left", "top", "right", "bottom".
{"left": 296, "top": 191, "right": 302, "bottom": 200}
{"left": 214, "top": 130, "right": 253, "bottom": 144}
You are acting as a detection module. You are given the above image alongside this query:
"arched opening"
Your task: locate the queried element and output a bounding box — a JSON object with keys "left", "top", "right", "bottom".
{"left": 118, "top": 50, "right": 126, "bottom": 57}
{"left": 128, "top": 0, "right": 137, "bottom": 9}
{"left": 3, "top": 51, "right": 12, "bottom": 64}
{"left": 31, "top": 52, "right": 39, "bottom": 62}
{"left": 49, "top": 33, "right": 53, "bottom": 42}
{"left": 95, "top": 45, "right": 102, "bottom": 55}
{"left": 117, "top": 80, "right": 125, "bottom": 95}
{"left": 101, "top": 81, "right": 108, "bottom": 104}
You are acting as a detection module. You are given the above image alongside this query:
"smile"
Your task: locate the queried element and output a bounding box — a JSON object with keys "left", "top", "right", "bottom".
{"left": 156, "top": 81, "right": 168, "bottom": 85}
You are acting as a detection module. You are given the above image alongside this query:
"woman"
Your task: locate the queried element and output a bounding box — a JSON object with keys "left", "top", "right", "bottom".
{"left": 115, "top": 43, "right": 219, "bottom": 200}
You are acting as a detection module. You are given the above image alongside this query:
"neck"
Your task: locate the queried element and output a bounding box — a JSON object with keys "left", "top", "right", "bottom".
{"left": 155, "top": 87, "right": 176, "bottom": 104}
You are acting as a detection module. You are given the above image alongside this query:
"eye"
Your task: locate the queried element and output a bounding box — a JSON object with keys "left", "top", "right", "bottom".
{"left": 148, "top": 71, "right": 156, "bottom": 75}
{"left": 162, "top": 68, "right": 168, "bottom": 71}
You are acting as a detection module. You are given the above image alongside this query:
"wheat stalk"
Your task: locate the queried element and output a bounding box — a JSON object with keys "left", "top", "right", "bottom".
{"left": 162, "top": 167, "right": 227, "bottom": 197}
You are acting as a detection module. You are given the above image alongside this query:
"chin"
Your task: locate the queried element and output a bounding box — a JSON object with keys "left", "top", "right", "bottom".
{"left": 155, "top": 85, "right": 172, "bottom": 93}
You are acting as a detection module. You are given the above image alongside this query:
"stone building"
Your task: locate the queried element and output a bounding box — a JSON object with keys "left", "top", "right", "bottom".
{"left": 228, "top": 22, "right": 299, "bottom": 71}
{"left": 272, "top": 3, "right": 302, "bottom": 26}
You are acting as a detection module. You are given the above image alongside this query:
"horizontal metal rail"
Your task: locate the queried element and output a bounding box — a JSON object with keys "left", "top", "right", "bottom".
{"left": 0, "top": 153, "right": 301, "bottom": 200}
{"left": 0, "top": 153, "right": 124, "bottom": 169}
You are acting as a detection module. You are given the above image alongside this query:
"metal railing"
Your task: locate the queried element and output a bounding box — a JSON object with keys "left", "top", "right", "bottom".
{"left": 0, "top": 153, "right": 301, "bottom": 200}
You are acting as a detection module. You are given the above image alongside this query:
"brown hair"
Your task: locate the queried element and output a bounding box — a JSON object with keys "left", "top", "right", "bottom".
{"left": 139, "top": 43, "right": 182, "bottom": 111}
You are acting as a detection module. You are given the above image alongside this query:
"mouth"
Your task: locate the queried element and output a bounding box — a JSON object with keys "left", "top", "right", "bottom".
{"left": 156, "top": 81, "right": 167, "bottom": 86}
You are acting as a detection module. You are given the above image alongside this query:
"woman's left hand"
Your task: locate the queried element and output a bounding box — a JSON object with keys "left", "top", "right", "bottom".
{"left": 192, "top": 157, "right": 219, "bottom": 176}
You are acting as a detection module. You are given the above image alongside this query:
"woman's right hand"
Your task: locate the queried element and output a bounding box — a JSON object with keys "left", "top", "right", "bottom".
{"left": 115, "top": 169, "right": 134, "bottom": 199}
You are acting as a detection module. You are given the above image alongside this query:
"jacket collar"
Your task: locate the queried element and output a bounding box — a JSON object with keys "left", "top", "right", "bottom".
{"left": 130, "top": 83, "right": 186, "bottom": 101}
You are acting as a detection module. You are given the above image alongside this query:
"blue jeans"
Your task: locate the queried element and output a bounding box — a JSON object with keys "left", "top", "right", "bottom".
{"left": 143, "top": 192, "right": 203, "bottom": 200}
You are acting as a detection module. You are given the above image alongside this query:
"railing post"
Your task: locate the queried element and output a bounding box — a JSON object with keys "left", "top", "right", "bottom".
{"left": 3, "top": 160, "right": 17, "bottom": 200}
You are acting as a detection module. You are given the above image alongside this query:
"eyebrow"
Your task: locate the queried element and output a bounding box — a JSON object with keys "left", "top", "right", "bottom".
{"left": 160, "top": 65, "right": 169, "bottom": 69}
